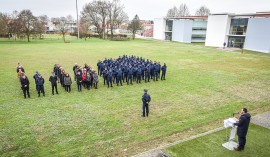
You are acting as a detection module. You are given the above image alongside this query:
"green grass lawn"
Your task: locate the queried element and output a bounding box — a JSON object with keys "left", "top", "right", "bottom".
{"left": 164, "top": 123, "right": 270, "bottom": 157}
{"left": 0, "top": 37, "right": 269, "bottom": 156}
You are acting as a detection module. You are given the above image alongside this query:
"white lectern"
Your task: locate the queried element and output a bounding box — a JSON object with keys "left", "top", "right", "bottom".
{"left": 222, "top": 117, "right": 238, "bottom": 150}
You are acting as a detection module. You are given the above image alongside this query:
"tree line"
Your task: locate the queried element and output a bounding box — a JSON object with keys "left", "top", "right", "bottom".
{"left": 166, "top": 4, "right": 210, "bottom": 17}
{"left": 0, "top": 0, "right": 142, "bottom": 42}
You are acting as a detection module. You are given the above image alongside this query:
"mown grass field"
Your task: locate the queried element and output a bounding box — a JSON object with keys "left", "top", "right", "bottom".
{"left": 164, "top": 123, "right": 270, "bottom": 157}
{"left": 0, "top": 36, "right": 269, "bottom": 156}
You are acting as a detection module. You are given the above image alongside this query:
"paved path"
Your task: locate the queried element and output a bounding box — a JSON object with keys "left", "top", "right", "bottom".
{"left": 251, "top": 111, "right": 270, "bottom": 129}
{"left": 134, "top": 112, "right": 270, "bottom": 157}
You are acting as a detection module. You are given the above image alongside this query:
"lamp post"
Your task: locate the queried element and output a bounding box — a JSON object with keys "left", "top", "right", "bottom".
{"left": 76, "top": 0, "right": 79, "bottom": 40}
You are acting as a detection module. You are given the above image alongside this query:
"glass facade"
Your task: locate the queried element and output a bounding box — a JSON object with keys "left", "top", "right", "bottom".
{"left": 228, "top": 18, "right": 249, "bottom": 47}
{"left": 229, "top": 18, "right": 248, "bottom": 35}
{"left": 192, "top": 19, "right": 207, "bottom": 42}
{"left": 165, "top": 20, "right": 173, "bottom": 32}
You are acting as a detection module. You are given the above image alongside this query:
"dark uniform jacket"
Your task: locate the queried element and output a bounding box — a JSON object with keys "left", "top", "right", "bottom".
{"left": 21, "top": 78, "right": 30, "bottom": 87}
{"left": 142, "top": 93, "right": 151, "bottom": 104}
{"left": 234, "top": 113, "right": 251, "bottom": 137}
{"left": 49, "top": 75, "right": 58, "bottom": 85}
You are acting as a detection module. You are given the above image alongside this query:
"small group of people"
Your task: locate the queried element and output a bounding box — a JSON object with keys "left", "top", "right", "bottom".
{"left": 72, "top": 63, "right": 99, "bottom": 92}
{"left": 17, "top": 63, "right": 30, "bottom": 99}
{"left": 53, "top": 64, "right": 72, "bottom": 93}
{"left": 97, "top": 55, "right": 167, "bottom": 88}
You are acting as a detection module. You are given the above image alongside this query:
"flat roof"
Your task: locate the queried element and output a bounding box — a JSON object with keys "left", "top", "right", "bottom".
{"left": 164, "top": 16, "right": 208, "bottom": 20}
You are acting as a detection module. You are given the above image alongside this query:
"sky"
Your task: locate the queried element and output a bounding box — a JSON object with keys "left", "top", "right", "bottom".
{"left": 0, "top": 0, "right": 269, "bottom": 20}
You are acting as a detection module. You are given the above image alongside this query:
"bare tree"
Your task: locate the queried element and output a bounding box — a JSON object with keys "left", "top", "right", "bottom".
{"left": 128, "top": 14, "right": 142, "bottom": 40}
{"left": 108, "top": 0, "right": 128, "bottom": 39}
{"left": 17, "top": 10, "right": 37, "bottom": 42}
{"left": 81, "top": 0, "right": 110, "bottom": 39}
{"left": 166, "top": 6, "right": 179, "bottom": 17}
{"left": 52, "top": 16, "right": 70, "bottom": 42}
{"left": 35, "top": 15, "right": 48, "bottom": 39}
{"left": 178, "top": 3, "right": 190, "bottom": 16}
{"left": 0, "top": 12, "right": 10, "bottom": 37}
{"left": 79, "top": 17, "right": 91, "bottom": 40}
{"left": 195, "top": 6, "right": 210, "bottom": 16}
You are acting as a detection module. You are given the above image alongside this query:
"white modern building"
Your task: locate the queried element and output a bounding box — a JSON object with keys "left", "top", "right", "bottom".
{"left": 205, "top": 12, "right": 270, "bottom": 53}
{"left": 154, "top": 16, "right": 207, "bottom": 43}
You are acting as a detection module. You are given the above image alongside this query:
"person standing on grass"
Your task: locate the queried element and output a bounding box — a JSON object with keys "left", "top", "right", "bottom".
{"left": 234, "top": 108, "right": 251, "bottom": 151}
{"left": 36, "top": 74, "right": 45, "bottom": 97}
{"left": 49, "top": 72, "right": 58, "bottom": 95}
{"left": 64, "top": 73, "right": 72, "bottom": 92}
{"left": 161, "top": 63, "right": 167, "bottom": 80}
{"left": 92, "top": 71, "right": 99, "bottom": 89}
{"left": 76, "top": 71, "right": 83, "bottom": 92}
{"left": 142, "top": 89, "right": 151, "bottom": 117}
{"left": 21, "top": 75, "right": 30, "bottom": 99}
{"left": 33, "top": 71, "right": 39, "bottom": 91}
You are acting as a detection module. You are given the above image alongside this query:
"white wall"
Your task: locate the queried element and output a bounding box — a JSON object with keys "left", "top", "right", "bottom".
{"left": 153, "top": 18, "right": 165, "bottom": 40}
{"left": 244, "top": 18, "right": 270, "bottom": 53}
{"left": 205, "top": 15, "right": 231, "bottom": 47}
{"left": 172, "top": 20, "right": 193, "bottom": 43}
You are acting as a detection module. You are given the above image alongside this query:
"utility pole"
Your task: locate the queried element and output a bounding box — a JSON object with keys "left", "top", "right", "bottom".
{"left": 76, "top": 0, "right": 79, "bottom": 40}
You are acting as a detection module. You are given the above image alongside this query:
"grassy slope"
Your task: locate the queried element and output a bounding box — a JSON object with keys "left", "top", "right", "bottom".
{"left": 0, "top": 37, "right": 269, "bottom": 156}
{"left": 164, "top": 123, "right": 270, "bottom": 157}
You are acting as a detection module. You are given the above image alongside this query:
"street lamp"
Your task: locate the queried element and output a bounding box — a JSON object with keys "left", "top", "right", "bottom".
{"left": 76, "top": 0, "right": 79, "bottom": 40}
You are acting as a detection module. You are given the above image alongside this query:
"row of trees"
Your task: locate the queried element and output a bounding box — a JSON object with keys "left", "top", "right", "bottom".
{"left": 0, "top": 0, "right": 142, "bottom": 42}
{"left": 0, "top": 10, "right": 48, "bottom": 42}
{"left": 166, "top": 4, "right": 210, "bottom": 17}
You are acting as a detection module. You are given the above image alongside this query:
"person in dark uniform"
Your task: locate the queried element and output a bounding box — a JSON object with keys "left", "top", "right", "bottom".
{"left": 161, "top": 63, "right": 167, "bottom": 80}
{"left": 33, "top": 71, "right": 39, "bottom": 91}
{"left": 36, "top": 74, "right": 45, "bottom": 97}
{"left": 107, "top": 69, "right": 113, "bottom": 88}
{"left": 49, "top": 72, "right": 58, "bottom": 95}
{"left": 21, "top": 75, "right": 30, "bottom": 98}
{"left": 76, "top": 71, "right": 83, "bottom": 92}
{"left": 127, "top": 66, "right": 133, "bottom": 85}
{"left": 234, "top": 108, "right": 251, "bottom": 151}
{"left": 102, "top": 68, "right": 108, "bottom": 85}
{"left": 142, "top": 89, "right": 151, "bottom": 117}
{"left": 116, "top": 68, "right": 123, "bottom": 86}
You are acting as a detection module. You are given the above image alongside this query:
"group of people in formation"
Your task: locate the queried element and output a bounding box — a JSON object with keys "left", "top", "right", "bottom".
{"left": 97, "top": 55, "right": 167, "bottom": 88}
{"left": 16, "top": 55, "right": 167, "bottom": 98}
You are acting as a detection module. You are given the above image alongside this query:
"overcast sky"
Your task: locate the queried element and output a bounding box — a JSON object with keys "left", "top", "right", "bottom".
{"left": 0, "top": 0, "right": 269, "bottom": 20}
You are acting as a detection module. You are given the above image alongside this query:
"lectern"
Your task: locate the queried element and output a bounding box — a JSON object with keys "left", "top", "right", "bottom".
{"left": 222, "top": 117, "right": 238, "bottom": 150}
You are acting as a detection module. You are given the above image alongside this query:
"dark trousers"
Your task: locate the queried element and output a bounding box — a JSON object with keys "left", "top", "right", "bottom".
{"left": 153, "top": 72, "right": 158, "bottom": 81}
{"left": 137, "top": 75, "right": 141, "bottom": 83}
{"left": 142, "top": 103, "right": 149, "bottom": 117}
{"left": 86, "top": 81, "right": 91, "bottom": 90}
{"left": 238, "top": 136, "right": 246, "bottom": 150}
{"left": 107, "top": 78, "right": 113, "bottom": 87}
{"left": 93, "top": 82, "right": 98, "bottom": 89}
{"left": 145, "top": 74, "right": 150, "bottom": 82}
{"left": 161, "top": 72, "right": 166, "bottom": 80}
{"left": 77, "top": 83, "right": 82, "bottom": 91}
{"left": 65, "top": 85, "right": 71, "bottom": 92}
{"left": 103, "top": 77, "right": 107, "bottom": 85}
{"left": 116, "top": 76, "right": 122, "bottom": 86}
{"left": 127, "top": 76, "right": 132, "bottom": 85}
{"left": 52, "top": 83, "right": 58, "bottom": 95}
{"left": 37, "top": 85, "right": 45, "bottom": 96}
{"left": 22, "top": 86, "right": 30, "bottom": 98}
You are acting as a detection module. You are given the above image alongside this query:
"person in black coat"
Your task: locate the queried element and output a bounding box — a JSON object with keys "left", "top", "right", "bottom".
{"left": 142, "top": 89, "right": 151, "bottom": 117}
{"left": 49, "top": 72, "right": 58, "bottom": 95}
{"left": 21, "top": 75, "right": 30, "bottom": 98}
{"left": 234, "top": 108, "right": 251, "bottom": 151}
{"left": 76, "top": 71, "right": 83, "bottom": 92}
{"left": 36, "top": 74, "right": 45, "bottom": 97}
{"left": 161, "top": 63, "right": 167, "bottom": 80}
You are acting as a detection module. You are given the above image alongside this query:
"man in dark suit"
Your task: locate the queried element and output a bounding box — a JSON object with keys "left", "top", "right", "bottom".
{"left": 234, "top": 108, "right": 251, "bottom": 151}
{"left": 142, "top": 89, "right": 151, "bottom": 117}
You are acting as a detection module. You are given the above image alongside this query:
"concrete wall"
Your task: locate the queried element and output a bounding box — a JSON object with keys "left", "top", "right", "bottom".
{"left": 205, "top": 15, "right": 231, "bottom": 47}
{"left": 153, "top": 18, "right": 165, "bottom": 40}
{"left": 244, "top": 18, "right": 270, "bottom": 53}
{"left": 172, "top": 20, "right": 193, "bottom": 43}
